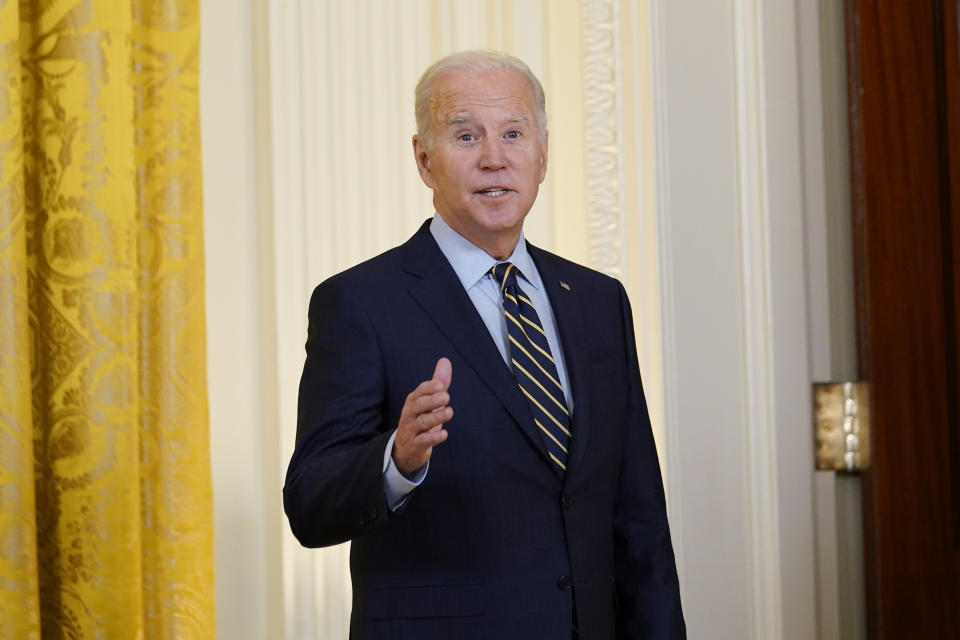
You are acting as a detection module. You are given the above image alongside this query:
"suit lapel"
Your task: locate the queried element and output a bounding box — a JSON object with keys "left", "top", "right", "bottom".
{"left": 400, "top": 223, "right": 553, "bottom": 467}
{"left": 528, "top": 245, "right": 593, "bottom": 484}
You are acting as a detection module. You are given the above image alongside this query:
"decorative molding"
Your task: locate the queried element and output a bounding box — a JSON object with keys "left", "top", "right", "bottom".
{"left": 732, "top": 0, "right": 784, "bottom": 637}
{"left": 648, "top": 0, "right": 686, "bottom": 593}
{"left": 581, "top": 0, "right": 624, "bottom": 278}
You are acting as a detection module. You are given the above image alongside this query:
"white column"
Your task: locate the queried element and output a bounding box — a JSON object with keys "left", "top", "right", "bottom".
{"left": 650, "top": 0, "right": 818, "bottom": 637}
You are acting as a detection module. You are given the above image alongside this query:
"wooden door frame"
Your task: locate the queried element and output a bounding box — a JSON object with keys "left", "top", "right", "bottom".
{"left": 845, "top": 0, "right": 960, "bottom": 636}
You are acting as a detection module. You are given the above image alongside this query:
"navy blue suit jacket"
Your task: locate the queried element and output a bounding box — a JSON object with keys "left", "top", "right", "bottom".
{"left": 284, "top": 221, "right": 685, "bottom": 639}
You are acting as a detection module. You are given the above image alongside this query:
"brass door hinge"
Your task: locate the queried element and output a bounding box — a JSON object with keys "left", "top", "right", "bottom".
{"left": 813, "top": 382, "right": 870, "bottom": 472}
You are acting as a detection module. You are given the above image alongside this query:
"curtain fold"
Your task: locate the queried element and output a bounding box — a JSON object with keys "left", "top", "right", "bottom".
{"left": 0, "top": 0, "right": 42, "bottom": 637}
{"left": 0, "top": 0, "right": 213, "bottom": 637}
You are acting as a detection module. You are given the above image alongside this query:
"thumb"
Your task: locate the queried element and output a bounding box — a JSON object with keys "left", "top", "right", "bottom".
{"left": 432, "top": 357, "right": 452, "bottom": 388}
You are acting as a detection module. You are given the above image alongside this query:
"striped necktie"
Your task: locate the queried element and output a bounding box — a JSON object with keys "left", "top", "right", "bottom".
{"left": 491, "top": 262, "right": 571, "bottom": 474}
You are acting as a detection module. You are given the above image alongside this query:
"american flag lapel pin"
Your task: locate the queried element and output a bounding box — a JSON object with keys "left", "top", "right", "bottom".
{"left": 559, "top": 281, "right": 571, "bottom": 291}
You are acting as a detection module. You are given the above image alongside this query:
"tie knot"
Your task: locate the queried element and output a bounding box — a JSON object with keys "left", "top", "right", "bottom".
{"left": 491, "top": 262, "right": 520, "bottom": 291}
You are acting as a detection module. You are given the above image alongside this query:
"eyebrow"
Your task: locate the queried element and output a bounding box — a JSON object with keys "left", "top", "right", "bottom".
{"left": 445, "top": 114, "right": 531, "bottom": 127}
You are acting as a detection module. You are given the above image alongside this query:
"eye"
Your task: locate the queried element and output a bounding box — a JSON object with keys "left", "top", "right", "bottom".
{"left": 458, "top": 133, "right": 475, "bottom": 142}
{"left": 505, "top": 130, "right": 521, "bottom": 139}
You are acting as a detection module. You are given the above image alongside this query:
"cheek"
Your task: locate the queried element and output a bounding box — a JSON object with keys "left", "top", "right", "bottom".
{"left": 445, "top": 166, "right": 475, "bottom": 192}
{"left": 536, "top": 163, "right": 547, "bottom": 184}
{"left": 512, "top": 153, "right": 542, "bottom": 178}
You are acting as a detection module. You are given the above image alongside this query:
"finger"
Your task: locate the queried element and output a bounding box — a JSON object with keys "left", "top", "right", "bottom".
{"left": 432, "top": 357, "right": 452, "bottom": 388}
{"left": 412, "top": 426, "right": 448, "bottom": 448}
{"left": 410, "top": 390, "right": 449, "bottom": 416}
{"left": 399, "top": 391, "right": 445, "bottom": 424}
{"left": 414, "top": 406, "right": 452, "bottom": 431}
{"left": 407, "top": 378, "right": 445, "bottom": 403}
{"left": 398, "top": 404, "right": 451, "bottom": 437}
{"left": 402, "top": 383, "right": 445, "bottom": 420}
{"left": 404, "top": 359, "right": 452, "bottom": 407}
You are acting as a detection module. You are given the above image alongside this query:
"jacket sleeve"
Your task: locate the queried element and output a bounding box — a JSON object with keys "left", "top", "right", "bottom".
{"left": 283, "top": 276, "right": 393, "bottom": 548}
{"left": 612, "top": 282, "right": 687, "bottom": 638}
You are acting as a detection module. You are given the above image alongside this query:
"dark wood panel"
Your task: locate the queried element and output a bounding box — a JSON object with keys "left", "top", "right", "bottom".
{"left": 845, "top": 0, "right": 960, "bottom": 637}
{"left": 940, "top": 0, "right": 960, "bottom": 551}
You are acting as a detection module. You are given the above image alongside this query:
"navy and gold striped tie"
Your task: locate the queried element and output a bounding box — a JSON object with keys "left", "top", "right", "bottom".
{"left": 492, "top": 262, "right": 571, "bottom": 474}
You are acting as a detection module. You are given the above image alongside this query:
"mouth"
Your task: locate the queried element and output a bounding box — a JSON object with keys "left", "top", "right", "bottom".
{"left": 475, "top": 187, "right": 511, "bottom": 198}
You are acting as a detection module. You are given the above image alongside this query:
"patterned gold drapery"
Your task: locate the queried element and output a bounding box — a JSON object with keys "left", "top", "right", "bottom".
{"left": 0, "top": 0, "right": 214, "bottom": 637}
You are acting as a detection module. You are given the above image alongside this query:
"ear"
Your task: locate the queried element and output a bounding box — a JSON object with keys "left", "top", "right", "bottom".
{"left": 412, "top": 134, "right": 436, "bottom": 190}
{"left": 537, "top": 130, "right": 549, "bottom": 184}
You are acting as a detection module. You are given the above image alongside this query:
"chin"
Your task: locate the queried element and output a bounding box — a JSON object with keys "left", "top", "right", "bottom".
{"left": 479, "top": 206, "right": 527, "bottom": 227}
{"left": 478, "top": 218, "right": 523, "bottom": 236}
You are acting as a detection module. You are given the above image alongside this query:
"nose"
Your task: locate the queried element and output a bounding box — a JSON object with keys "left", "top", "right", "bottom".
{"left": 479, "top": 137, "right": 507, "bottom": 170}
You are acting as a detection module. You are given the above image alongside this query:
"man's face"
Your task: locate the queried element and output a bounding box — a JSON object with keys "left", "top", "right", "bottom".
{"left": 413, "top": 68, "right": 548, "bottom": 258}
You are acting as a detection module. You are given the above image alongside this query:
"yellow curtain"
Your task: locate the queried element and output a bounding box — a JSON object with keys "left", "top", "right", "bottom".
{"left": 0, "top": 0, "right": 214, "bottom": 637}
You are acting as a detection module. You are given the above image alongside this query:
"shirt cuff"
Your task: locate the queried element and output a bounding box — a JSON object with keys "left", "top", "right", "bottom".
{"left": 383, "top": 429, "right": 428, "bottom": 511}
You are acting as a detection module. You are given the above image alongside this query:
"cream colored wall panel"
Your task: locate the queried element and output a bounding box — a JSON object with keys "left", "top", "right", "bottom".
{"left": 544, "top": 1, "right": 588, "bottom": 263}
{"left": 581, "top": 0, "right": 671, "bottom": 485}
{"left": 296, "top": 0, "right": 570, "bottom": 273}
{"left": 449, "top": 0, "right": 489, "bottom": 51}
{"left": 617, "top": 0, "right": 668, "bottom": 474}
{"left": 328, "top": 2, "right": 363, "bottom": 268}
{"left": 201, "top": 0, "right": 270, "bottom": 638}
{"left": 508, "top": 1, "right": 554, "bottom": 249}
{"left": 312, "top": 2, "right": 435, "bottom": 275}
{"left": 303, "top": 0, "right": 334, "bottom": 284}
{"left": 365, "top": 3, "right": 399, "bottom": 253}
{"left": 397, "top": 1, "right": 436, "bottom": 236}
{"left": 262, "top": 1, "right": 320, "bottom": 636}
{"left": 486, "top": 0, "right": 511, "bottom": 50}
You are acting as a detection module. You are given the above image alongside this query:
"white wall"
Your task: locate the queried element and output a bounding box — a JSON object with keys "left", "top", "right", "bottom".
{"left": 652, "top": 0, "right": 812, "bottom": 635}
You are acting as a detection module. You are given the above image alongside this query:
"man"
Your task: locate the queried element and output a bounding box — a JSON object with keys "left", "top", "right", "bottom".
{"left": 284, "top": 50, "right": 685, "bottom": 639}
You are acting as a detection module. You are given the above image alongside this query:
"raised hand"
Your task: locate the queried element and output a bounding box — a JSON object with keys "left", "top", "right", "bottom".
{"left": 392, "top": 357, "right": 453, "bottom": 477}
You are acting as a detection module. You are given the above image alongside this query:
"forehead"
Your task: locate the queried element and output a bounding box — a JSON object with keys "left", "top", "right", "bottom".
{"left": 430, "top": 68, "right": 536, "bottom": 124}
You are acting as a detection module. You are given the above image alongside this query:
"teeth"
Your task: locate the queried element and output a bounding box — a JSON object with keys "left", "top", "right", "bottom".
{"left": 479, "top": 189, "right": 507, "bottom": 197}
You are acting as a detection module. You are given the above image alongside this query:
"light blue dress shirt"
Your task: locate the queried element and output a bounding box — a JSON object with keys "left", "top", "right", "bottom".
{"left": 383, "top": 214, "right": 573, "bottom": 507}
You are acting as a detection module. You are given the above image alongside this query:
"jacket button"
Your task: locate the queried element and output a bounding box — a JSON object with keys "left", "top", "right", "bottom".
{"left": 562, "top": 495, "right": 574, "bottom": 508}
{"left": 557, "top": 575, "right": 573, "bottom": 591}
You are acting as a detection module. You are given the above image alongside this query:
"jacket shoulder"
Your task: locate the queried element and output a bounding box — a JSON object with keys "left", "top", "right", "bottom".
{"left": 313, "top": 220, "right": 435, "bottom": 293}
{"left": 527, "top": 243, "right": 626, "bottom": 296}
{"left": 317, "top": 245, "right": 404, "bottom": 290}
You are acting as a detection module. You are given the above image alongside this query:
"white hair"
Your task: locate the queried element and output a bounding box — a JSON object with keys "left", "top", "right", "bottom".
{"left": 414, "top": 50, "right": 547, "bottom": 148}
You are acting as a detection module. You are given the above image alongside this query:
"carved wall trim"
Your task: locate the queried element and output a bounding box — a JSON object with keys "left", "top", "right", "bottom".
{"left": 581, "top": 0, "right": 624, "bottom": 278}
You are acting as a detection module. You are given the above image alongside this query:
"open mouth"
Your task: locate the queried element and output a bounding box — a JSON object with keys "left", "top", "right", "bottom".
{"left": 476, "top": 188, "right": 509, "bottom": 197}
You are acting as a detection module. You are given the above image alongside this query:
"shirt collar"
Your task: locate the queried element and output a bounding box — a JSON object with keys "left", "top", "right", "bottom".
{"left": 429, "top": 214, "right": 541, "bottom": 291}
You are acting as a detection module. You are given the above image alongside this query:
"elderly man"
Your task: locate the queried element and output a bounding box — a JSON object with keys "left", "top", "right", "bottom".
{"left": 284, "top": 50, "right": 685, "bottom": 639}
